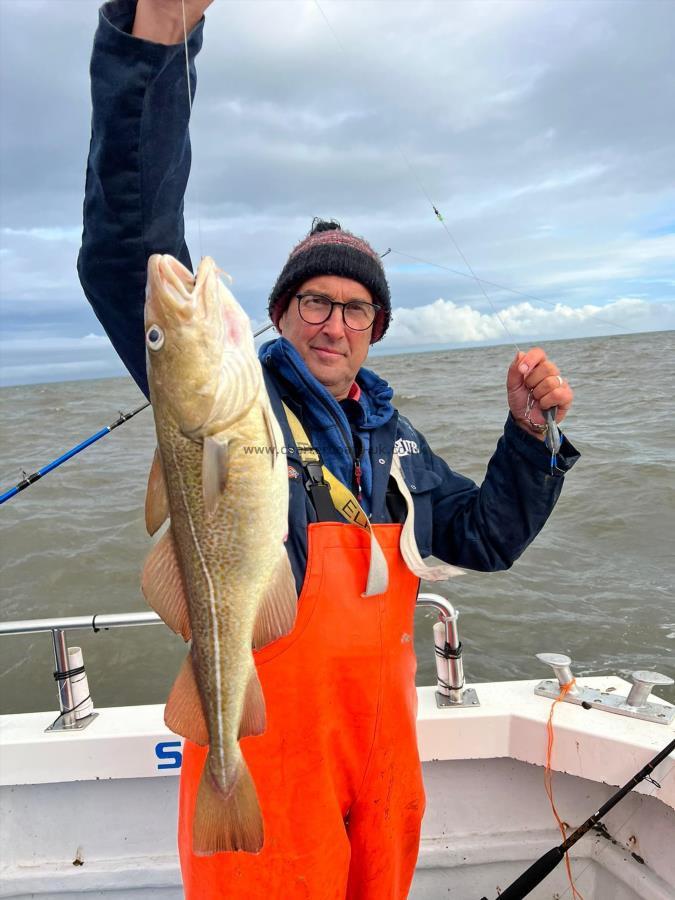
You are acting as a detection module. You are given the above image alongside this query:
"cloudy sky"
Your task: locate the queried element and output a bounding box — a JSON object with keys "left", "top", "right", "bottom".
{"left": 1, "top": 0, "right": 673, "bottom": 386}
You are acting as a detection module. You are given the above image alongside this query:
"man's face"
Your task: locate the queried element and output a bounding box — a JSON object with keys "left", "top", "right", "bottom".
{"left": 278, "top": 275, "right": 374, "bottom": 400}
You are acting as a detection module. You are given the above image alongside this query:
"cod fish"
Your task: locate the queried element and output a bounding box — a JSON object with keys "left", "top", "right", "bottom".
{"left": 141, "top": 254, "right": 296, "bottom": 855}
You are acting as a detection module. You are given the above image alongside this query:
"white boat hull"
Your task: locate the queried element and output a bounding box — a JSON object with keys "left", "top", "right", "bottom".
{"left": 2, "top": 678, "right": 673, "bottom": 899}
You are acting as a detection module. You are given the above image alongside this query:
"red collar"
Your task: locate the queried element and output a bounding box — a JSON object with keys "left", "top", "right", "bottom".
{"left": 347, "top": 381, "right": 361, "bottom": 402}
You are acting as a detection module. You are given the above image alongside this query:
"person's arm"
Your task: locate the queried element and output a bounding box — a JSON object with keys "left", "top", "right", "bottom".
{"left": 406, "top": 416, "right": 579, "bottom": 572}
{"left": 77, "top": 0, "right": 208, "bottom": 396}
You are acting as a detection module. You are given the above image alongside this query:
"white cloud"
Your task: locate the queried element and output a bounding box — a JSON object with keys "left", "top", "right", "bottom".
{"left": 384, "top": 296, "right": 675, "bottom": 348}
{"left": 216, "top": 99, "right": 365, "bottom": 133}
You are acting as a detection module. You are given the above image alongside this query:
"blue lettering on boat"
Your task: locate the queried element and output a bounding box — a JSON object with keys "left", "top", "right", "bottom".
{"left": 155, "top": 741, "right": 182, "bottom": 770}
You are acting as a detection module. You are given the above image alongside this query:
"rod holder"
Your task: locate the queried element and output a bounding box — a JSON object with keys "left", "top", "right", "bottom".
{"left": 416, "top": 593, "right": 479, "bottom": 709}
{"left": 46, "top": 628, "right": 97, "bottom": 732}
{"left": 52, "top": 629, "right": 75, "bottom": 728}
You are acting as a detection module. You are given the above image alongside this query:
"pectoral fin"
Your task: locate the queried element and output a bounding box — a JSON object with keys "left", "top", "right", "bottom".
{"left": 145, "top": 447, "right": 169, "bottom": 536}
{"left": 252, "top": 551, "right": 297, "bottom": 650}
{"left": 202, "top": 434, "right": 229, "bottom": 515}
{"left": 141, "top": 529, "right": 191, "bottom": 641}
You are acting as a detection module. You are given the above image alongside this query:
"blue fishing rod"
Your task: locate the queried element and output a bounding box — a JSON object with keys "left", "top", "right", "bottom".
{"left": 0, "top": 401, "right": 151, "bottom": 505}
{"left": 0, "top": 323, "right": 275, "bottom": 506}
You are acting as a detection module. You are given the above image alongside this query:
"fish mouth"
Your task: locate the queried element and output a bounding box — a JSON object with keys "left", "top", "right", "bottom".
{"left": 154, "top": 254, "right": 194, "bottom": 299}
{"left": 145, "top": 255, "right": 192, "bottom": 324}
{"left": 146, "top": 255, "right": 220, "bottom": 322}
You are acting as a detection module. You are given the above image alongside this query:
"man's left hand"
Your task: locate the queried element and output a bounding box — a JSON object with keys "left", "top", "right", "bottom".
{"left": 507, "top": 348, "right": 574, "bottom": 440}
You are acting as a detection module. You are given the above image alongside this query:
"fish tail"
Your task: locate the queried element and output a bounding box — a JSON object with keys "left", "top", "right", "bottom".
{"left": 193, "top": 754, "right": 263, "bottom": 855}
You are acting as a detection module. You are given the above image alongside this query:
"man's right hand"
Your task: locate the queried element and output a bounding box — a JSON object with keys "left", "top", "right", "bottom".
{"left": 132, "top": 0, "right": 214, "bottom": 45}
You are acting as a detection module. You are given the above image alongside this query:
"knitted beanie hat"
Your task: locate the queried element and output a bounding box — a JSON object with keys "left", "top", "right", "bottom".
{"left": 268, "top": 219, "right": 391, "bottom": 343}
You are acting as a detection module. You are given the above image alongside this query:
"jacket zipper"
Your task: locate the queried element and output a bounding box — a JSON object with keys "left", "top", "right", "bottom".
{"left": 353, "top": 458, "right": 363, "bottom": 502}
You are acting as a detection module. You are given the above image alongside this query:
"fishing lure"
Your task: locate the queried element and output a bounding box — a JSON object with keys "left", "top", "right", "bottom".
{"left": 525, "top": 390, "right": 562, "bottom": 473}
{"left": 544, "top": 407, "right": 562, "bottom": 471}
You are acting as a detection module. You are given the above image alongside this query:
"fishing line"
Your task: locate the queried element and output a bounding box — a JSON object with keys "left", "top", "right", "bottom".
{"left": 312, "top": 0, "right": 562, "bottom": 466}
{"left": 312, "top": 0, "right": 521, "bottom": 356}
{"left": 388, "top": 248, "right": 641, "bottom": 336}
{"left": 312, "top": 1, "right": 648, "bottom": 352}
{"left": 181, "top": 0, "right": 204, "bottom": 260}
{"left": 399, "top": 144, "right": 521, "bottom": 352}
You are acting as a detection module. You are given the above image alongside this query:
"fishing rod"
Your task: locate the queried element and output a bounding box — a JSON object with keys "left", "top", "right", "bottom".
{"left": 0, "top": 323, "right": 275, "bottom": 506}
{"left": 0, "top": 401, "right": 150, "bottom": 506}
{"left": 479, "top": 737, "right": 675, "bottom": 900}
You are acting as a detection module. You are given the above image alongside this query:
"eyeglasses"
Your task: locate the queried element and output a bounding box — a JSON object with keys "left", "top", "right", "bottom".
{"left": 295, "top": 293, "right": 381, "bottom": 331}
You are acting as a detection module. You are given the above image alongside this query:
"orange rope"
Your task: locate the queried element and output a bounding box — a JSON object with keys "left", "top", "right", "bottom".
{"left": 544, "top": 679, "right": 585, "bottom": 900}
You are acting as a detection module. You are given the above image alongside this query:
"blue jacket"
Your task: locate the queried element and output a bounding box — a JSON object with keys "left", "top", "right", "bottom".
{"left": 78, "top": 0, "right": 579, "bottom": 593}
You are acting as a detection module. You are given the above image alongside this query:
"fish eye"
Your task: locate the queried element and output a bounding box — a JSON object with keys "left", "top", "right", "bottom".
{"left": 146, "top": 325, "right": 164, "bottom": 351}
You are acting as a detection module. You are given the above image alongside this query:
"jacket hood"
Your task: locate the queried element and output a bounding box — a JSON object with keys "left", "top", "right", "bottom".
{"left": 259, "top": 338, "right": 394, "bottom": 510}
{"left": 259, "top": 337, "right": 394, "bottom": 431}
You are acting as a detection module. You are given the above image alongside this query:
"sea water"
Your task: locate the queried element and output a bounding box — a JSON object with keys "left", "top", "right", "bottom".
{"left": 1, "top": 330, "right": 673, "bottom": 713}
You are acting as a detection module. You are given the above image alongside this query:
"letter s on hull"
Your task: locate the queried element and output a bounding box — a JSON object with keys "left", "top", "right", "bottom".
{"left": 156, "top": 740, "right": 183, "bottom": 770}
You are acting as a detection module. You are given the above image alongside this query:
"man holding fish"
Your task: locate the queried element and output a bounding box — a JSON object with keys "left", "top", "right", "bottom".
{"left": 78, "top": 1, "right": 578, "bottom": 897}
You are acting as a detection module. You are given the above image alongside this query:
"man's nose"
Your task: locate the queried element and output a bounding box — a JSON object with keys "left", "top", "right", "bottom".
{"left": 320, "top": 304, "right": 347, "bottom": 338}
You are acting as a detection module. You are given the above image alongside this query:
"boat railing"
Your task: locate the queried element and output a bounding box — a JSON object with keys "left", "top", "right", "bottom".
{"left": 0, "top": 611, "right": 165, "bottom": 731}
{"left": 0, "top": 593, "right": 476, "bottom": 730}
{"left": 0, "top": 610, "right": 163, "bottom": 636}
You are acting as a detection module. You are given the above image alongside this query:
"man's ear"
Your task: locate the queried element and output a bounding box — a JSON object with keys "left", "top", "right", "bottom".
{"left": 277, "top": 310, "right": 286, "bottom": 334}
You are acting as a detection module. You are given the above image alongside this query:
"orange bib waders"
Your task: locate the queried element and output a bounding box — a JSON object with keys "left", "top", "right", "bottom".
{"left": 178, "top": 522, "right": 425, "bottom": 899}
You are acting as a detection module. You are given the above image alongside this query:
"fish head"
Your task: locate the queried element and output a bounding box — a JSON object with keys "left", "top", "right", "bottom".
{"left": 144, "top": 254, "right": 260, "bottom": 437}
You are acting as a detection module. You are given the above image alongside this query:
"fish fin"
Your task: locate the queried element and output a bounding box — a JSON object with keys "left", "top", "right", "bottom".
{"left": 261, "top": 402, "right": 282, "bottom": 469}
{"left": 141, "top": 530, "right": 191, "bottom": 641}
{"left": 202, "top": 434, "right": 229, "bottom": 515}
{"left": 193, "top": 757, "right": 264, "bottom": 855}
{"left": 164, "top": 652, "right": 209, "bottom": 746}
{"left": 145, "top": 447, "right": 169, "bottom": 536}
{"left": 252, "top": 551, "right": 297, "bottom": 650}
{"left": 238, "top": 666, "right": 266, "bottom": 739}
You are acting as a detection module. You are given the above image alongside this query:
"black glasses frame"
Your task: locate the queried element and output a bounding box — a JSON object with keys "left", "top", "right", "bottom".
{"left": 295, "top": 293, "right": 382, "bottom": 332}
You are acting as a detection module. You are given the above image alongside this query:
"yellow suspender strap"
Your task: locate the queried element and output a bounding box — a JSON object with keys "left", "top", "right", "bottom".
{"left": 281, "top": 403, "right": 466, "bottom": 590}
{"left": 282, "top": 403, "right": 369, "bottom": 529}
{"left": 282, "top": 402, "right": 388, "bottom": 596}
